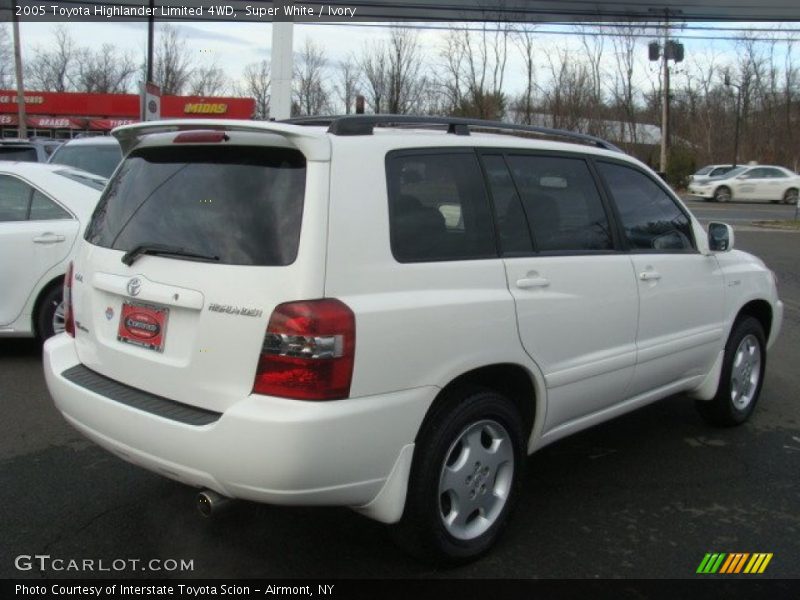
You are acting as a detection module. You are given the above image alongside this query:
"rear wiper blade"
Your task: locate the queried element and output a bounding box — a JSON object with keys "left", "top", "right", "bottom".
{"left": 121, "top": 243, "right": 220, "bottom": 266}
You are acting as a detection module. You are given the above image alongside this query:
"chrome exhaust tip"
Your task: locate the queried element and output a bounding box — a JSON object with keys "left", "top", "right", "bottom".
{"left": 197, "top": 489, "right": 233, "bottom": 517}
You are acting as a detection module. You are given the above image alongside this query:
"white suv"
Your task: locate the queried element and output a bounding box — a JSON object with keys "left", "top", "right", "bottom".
{"left": 43, "top": 116, "right": 783, "bottom": 564}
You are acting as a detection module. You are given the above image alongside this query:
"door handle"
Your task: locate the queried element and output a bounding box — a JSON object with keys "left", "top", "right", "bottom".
{"left": 639, "top": 271, "right": 662, "bottom": 281}
{"left": 33, "top": 233, "right": 66, "bottom": 244}
{"left": 516, "top": 277, "right": 550, "bottom": 289}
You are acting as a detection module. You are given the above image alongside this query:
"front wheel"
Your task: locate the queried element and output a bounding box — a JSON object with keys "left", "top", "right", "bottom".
{"left": 713, "top": 186, "right": 732, "bottom": 203}
{"left": 392, "top": 387, "right": 525, "bottom": 565}
{"left": 783, "top": 188, "right": 799, "bottom": 205}
{"left": 696, "top": 317, "right": 766, "bottom": 427}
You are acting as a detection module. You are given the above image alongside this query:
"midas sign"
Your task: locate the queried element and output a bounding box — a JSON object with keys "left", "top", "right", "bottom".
{"left": 184, "top": 103, "right": 228, "bottom": 115}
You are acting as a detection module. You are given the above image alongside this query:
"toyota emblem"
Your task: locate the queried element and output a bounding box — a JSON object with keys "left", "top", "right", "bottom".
{"left": 127, "top": 277, "right": 142, "bottom": 297}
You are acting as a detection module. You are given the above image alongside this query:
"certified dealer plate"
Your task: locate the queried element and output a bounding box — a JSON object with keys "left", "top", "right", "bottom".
{"left": 117, "top": 301, "right": 169, "bottom": 352}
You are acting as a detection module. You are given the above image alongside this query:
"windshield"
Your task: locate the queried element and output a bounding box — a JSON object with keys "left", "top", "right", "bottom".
{"left": 0, "top": 146, "right": 38, "bottom": 162}
{"left": 85, "top": 145, "right": 306, "bottom": 266}
{"left": 694, "top": 166, "right": 714, "bottom": 176}
{"left": 50, "top": 143, "right": 122, "bottom": 178}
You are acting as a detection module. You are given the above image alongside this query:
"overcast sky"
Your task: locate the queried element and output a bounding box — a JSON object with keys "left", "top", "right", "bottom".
{"left": 12, "top": 19, "right": 795, "bottom": 99}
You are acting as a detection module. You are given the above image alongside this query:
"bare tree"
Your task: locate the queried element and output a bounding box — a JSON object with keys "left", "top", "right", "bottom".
{"left": 438, "top": 23, "right": 511, "bottom": 119}
{"left": 75, "top": 44, "right": 137, "bottom": 93}
{"left": 511, "top": 24, "right": 537, "bottom": 124}
{"left": 189, "top": 62, "right": 227, "bottom": 96}
{"left": 385, "top": 27, "right": 428, "bottom": 114}
{"left": 241, "top": 59, "right": 270, "bottom": 119}
{"left": 539, "top": 45, "right": 594, "bottom": 131}
{"left": 608, "top": 21, "right": 646, "bottom": 146}
{"left": 334, "top": 56, "right": 359, "bottom": 114}
{"left": 292, "top": 39, "right": 330, "bottom": 116}
{"left": 25, "top": 25, "right": 75, "bottom": 92}
{"left": 0, "top": 25, "right": 13, "bottom": 89}
{"left": 153, "top": 24, "right": 193, "bottom": 95}
{"left": 360, "top": 41, "right": 388, "bottom": 114}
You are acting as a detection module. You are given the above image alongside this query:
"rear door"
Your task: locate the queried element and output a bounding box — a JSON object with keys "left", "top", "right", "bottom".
{"left": 482, "top": 152, "right": 639, "bottom": 432}
{"left": 71, "top": 140, "right": 323, "bottom": 413}
{"left": 0, "top": 174, "right": 76, "bottom": 325}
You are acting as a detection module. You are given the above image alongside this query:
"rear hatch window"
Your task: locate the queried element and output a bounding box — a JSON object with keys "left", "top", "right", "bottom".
{"left": 85, "top": 145, "right": 306, "bottom": 266}
{"left": 0, "top": 146, "right": 38, "bottom": 161}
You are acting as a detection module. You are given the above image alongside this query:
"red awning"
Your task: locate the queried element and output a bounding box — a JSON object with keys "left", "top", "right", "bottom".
{"left": 88, "top": 118, "right": 139, "bottom": 131}
{"left": 27, "top": 116, "right": 87, "bottom": 129}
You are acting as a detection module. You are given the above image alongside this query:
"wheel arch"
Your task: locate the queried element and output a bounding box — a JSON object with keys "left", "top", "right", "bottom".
{"left": 419, "top": 363, "right": 541, "bottom": 453}
{"left": 735, "top": 299, "right": 772, "bottom": 341}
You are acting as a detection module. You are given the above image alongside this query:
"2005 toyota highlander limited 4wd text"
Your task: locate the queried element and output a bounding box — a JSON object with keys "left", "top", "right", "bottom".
{"left": 43, "top": 115, "right": 783, "bottom": 564}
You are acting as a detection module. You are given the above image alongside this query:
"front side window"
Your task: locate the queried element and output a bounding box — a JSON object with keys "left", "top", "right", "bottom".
{"left": 387, "top": 151, "right": 496, "bottom": 262}
{"left": 506, "top": 154, "right": 613, "bottom": 252}
{"left": 598, "top": 162, "right": 694, "bottom": 252}
{"left": 86, "top": 146, "right": 307, "bottom": 266}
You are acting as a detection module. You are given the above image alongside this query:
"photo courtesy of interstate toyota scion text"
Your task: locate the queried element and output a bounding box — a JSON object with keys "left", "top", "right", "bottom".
{"left": 43, "top": 115, "right": 784, "bottom": 564}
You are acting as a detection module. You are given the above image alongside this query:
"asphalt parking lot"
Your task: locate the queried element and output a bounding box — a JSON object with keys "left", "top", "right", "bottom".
{"left": 1, "top": 208, "right": 798, "bottom": 580}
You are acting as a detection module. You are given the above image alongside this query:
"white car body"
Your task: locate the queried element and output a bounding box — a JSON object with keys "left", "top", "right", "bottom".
{"left": 0, "top": 162, "right": 105, "bottom": 338}
{"left": 43, "top": 118, "right": 783, "bottom": 559}
{"left": 689, "top": 164, "right": 800, "bottom": 203}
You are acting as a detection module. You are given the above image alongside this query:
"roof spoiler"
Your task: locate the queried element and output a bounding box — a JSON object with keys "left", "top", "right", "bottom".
{"left": 111, "top": 119, "right": 331, "bottom": 160}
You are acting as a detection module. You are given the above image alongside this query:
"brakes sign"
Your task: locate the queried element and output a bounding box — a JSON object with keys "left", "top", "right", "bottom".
{"left": 117, "top": 302, "right": 168, "bottom": 352}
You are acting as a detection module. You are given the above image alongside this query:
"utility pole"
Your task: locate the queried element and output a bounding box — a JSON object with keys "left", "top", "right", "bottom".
{"left": 12, "top": 9, "right": 27, "bottom": 139}
{"left": 648, "top": 17, "right": 683, "bottom": 178}
{"left": 724, "top": 72, "right": 741, "bottom": 168}
{"left": 659, "top": 17, "right": 670, "bottom": 174}
{"left": 270, "top": 1, "right": 295, "bottom": 120}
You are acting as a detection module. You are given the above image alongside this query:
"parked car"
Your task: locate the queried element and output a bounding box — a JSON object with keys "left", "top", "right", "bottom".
{"left": 48, "top": 136, "right": 123, "bottom": 178}
{"left": 0, "top": 138, "right": 63, "bottom": 162}
{"left": 43, "top": 116, "right": 783, "bottom": 564}
{"left": 688, "top": 164, "right": 800, "bottom": 203}
{"left": 0, "top": 162, "right": 106, "bottom": 339}
{"left": 688, "top": 164, "right": 734, "bottom": 185}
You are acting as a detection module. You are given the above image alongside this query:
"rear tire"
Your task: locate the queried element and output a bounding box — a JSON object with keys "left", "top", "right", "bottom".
{"left": 713, "top": 186, "right": 731, "bottom": 203}
{"left": 695, "top": 317, "right": 766, "bottom": 427}
{"left": 391, "top": 387, "right": 524, "bottom": 565}
{"left": 36, "top": 285, "right": 64, "bottom": 341}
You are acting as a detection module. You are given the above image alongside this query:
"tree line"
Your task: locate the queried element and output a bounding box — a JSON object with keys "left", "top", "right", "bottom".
{"left": 1, "top": 22, "right": 798, "bottom": 174}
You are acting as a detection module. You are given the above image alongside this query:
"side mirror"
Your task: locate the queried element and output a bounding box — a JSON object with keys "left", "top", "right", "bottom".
{"left": 708, "top": 222, "right": 735, "bottom": 252}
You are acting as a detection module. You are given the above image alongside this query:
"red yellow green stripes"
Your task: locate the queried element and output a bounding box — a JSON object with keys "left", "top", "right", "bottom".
{"left": 697, "top": 552, "right": 773, "bottom": 574}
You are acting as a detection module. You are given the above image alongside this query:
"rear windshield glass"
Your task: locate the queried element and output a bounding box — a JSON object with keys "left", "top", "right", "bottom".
{"left": 0, "top": 146, "right": 38, "bottom": 162}
{"left": 49, "top": 144, "right": 122, "bottom": 178}
{"left": 85, "top": 145, "right": 306, "bottom": 266}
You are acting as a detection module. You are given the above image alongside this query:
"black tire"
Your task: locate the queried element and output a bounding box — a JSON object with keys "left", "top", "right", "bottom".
{"left": 695, "top": 317, "right": 766, "bottom": 427}
{"left": 36, "top": 285, "right": 64, "bottom": 341}
{"left": 391, "top": 387, "right": 525, "bottom": 565}
{"left": 713, "top": 186, "right": 731, "bottom": 203}
{"left": 783, "top": 188, "right": 798, "bottom": 205}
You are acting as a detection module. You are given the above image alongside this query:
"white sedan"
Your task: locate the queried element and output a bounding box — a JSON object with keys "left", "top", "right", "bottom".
{"left": 688, "top": 165, "right": 800, "bottom": 203}
{"left": 0, "top": 162, "right": 105, "bottom": 339}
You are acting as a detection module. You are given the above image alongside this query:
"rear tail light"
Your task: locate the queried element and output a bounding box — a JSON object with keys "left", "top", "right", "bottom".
{"left": 253, "top": 299, "right": 356, "bottom": 400}
{"left": 173, "top": 131, "right": 229, "bottom": 144}
{"left": 64, "top": 261, "right": 75, "bottom": 337}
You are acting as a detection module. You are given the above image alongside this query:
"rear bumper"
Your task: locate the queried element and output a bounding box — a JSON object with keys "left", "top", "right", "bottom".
{"left": 43, "top": 334, "right": 435, "bottom": 520}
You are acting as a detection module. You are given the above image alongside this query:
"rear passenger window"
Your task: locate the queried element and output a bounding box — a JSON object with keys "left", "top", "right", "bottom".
{"left": 482, "top": 155, "right": 533, "bottom": 254}
{"left": 387, "top": 152, "right": 496, "bottom": 262}
{"left": 598, "top": 162, "right": 694, "bottom": 252}
{"left": 506, "top": 155, "right": 613, "bottom": 252}
{"left": 29, "top": 190, "right": 70, "bottom": 221}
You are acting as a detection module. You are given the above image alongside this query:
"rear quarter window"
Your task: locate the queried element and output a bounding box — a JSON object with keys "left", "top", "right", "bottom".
{"left": 85, "top": 145, "right": 306, "bottom": 266}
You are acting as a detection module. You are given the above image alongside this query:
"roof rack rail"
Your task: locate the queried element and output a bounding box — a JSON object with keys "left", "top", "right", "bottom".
{"left": 282, "top": 114, "right": 622, "bottom": 152}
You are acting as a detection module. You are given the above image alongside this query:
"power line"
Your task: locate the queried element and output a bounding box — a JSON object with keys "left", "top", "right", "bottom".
{"left": 299, "top": 21, "right": 800, "bottom": 44}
